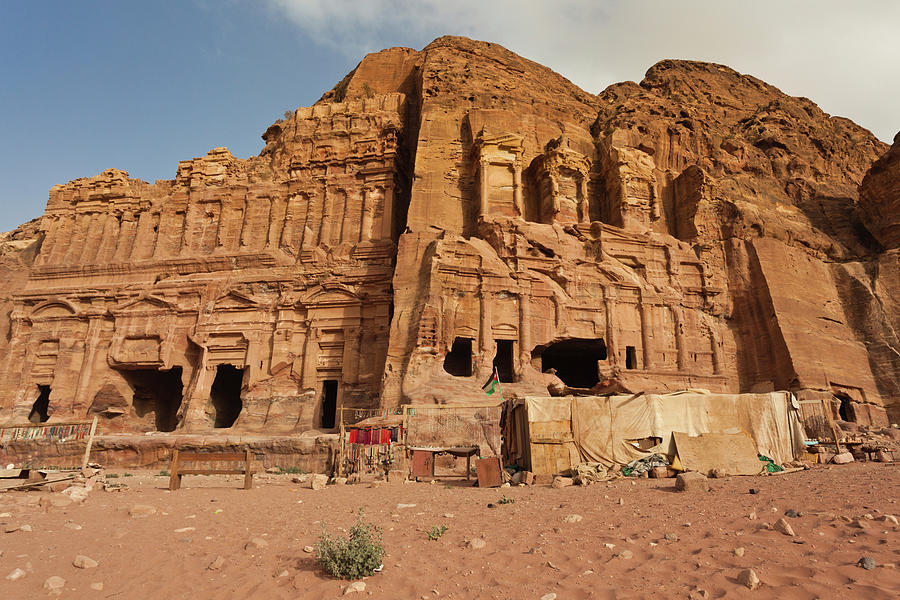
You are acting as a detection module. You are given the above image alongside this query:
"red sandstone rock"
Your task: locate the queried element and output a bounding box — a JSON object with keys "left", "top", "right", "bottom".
{"left": 0, "top": 36, "right": 897, "bottom": 450}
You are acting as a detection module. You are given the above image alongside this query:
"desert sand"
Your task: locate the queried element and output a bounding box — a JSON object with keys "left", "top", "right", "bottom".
{"left": 1, "top": 462, "right": 898, "bottom": 599}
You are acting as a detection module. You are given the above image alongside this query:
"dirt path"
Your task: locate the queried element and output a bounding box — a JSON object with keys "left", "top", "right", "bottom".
{"left": 1, "top": 463, "right": 898, "bottom": 599}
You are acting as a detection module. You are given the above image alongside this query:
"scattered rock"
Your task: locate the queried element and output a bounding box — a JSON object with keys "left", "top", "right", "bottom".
{"left": 675, "top": 472, "right": 709, "bottom": 492}
{"left": 857, "top": 557, "right": 876, "bottom": 570}
{"left": 468, "top": 538, "right": 486, "bottom": 550}
{"left": 43, "top": 575, "right": 66, "bottom": 594}
{"left": 344, "top": 581, "right": 366, "bottom": 595}
{"left": 880, "top": 514, "right": 898, "bottom": 526}
{"left": 208, "top": 556, "right": 226, "bottom": 571}
{"left": 773, "top": 518, "right": 795, "bottom": 537}
{"left": 174, "top": 527, "right": 195, "bottom": 533}
{"left": 245, "top": 537, "right": 269, "bottom": 550}
{"left": 852, "top": 519, "right": 870, "bottom": 530}
{"left": 303, "top": 545, "right": 314, "bottom": 553}
{"left": 129, "top": 504, "right": 157, "bottom": 518}
{"left": 330, "top": 477, "right": 348, "bottom": 486}
{"left": 6, "top": 568, "right": 26, "bottom": 581}
{"left": 73, "top": 555, "right": 99, "bottom": 569}
{"left": 396, "top": 503, "right": 417, "bottom": 509}
{"left": 784, "top": 509, "right": 800, "bottom": 518}
{"left": 734, "top": 547, "right": 745, "bottom": 557}
{"left": 540, "top": 594, "right": 558, "bottom": 600}
{"left": 616, "top": 549, "right": 634, "bottom": 560}
{"left": 563, "top": 514, "right": 583, "bottom": 523}
{"left": 309, "top": 474, "right": 328, "bottom": 491}
{"left": 709, "top": 468, "right": 726, "bottom": 478}
{"left": 737, "top": 568, "right": 760, "bottom": 590}
{"left": 832, "top": 452, "right": 854, "bottom": 464}
{"left": 61, "top": 486, "right": 90, "bottom": 503}
{"left": 749, "top": 488, "right": 759, "bottom": 495}
{"left": 664, "top": 532, "right": 679, "bottom": 542}
{"left": 90, "top": 582, "right": 103, "bottom": 591}
{"left": 551, "top": 476, "right": 574, "bottom": 488}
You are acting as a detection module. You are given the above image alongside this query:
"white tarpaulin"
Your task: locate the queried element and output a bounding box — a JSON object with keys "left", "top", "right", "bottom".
{"left": 522, "top": 391, "right": 805, "bottom": 472}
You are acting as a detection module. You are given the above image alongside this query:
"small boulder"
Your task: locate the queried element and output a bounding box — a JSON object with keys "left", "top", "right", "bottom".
{"left": 832, "top": 452, "right": 854, "bottom": 464}
{"left": 309, "top": 474, "right": 328, "bottom": 491}
{"left": 61, "top": 486, "right": 90, "bottom": 503}
{"left": 302, "top": 545, "right": 314, "bottom": 553}
{"left": 737, "top": 568, "right": 760, "bottom": 590}
{"left": 773, "top": 518, "right": 795, "bottom": 537}
{"left": 245, "top": 537, "right": 269, "bottom": 550}
{"left": 6, "top": 568, "right": 26, "bottom": 581}
{"left": 857, "top": 557, "right": 876, "bottom": 570}
{"left": 208, "top": 556, "right": 226, "bottom": 571}
{"left": 675, "top": 472, "right": 709, "bottom": 492}
{"left": 344, "top": 581, "right": 366, "bottom": 595}
{"left": 43, "top": 575, "right": 66, "bottom": 594}
{"left": 73, "top": 555, "right": 99, "bottom": 569}
{"left": 734, "top": 547, "right": 745, "bottom": 557}
{"left": 467, "top": 538, "right": 486, "bottom": 549}
{"left": 563, "top": 514, "right": 583, "bottom": 523}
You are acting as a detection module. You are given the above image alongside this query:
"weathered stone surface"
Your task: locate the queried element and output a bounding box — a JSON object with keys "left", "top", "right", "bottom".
{"left": 0, "top": 35, "right": 897, "bottom": 451}
{"left": 675, "top": 472, "right": 709, "bottom": 492}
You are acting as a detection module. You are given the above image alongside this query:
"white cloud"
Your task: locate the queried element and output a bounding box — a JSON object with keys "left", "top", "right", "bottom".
{"left": 268, "top": 0, "right": 899, "bottom": 142}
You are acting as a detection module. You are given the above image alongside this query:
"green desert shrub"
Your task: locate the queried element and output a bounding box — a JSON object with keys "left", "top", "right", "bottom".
{"left": 315, "top": 510, "right": 384, "bottom": 580}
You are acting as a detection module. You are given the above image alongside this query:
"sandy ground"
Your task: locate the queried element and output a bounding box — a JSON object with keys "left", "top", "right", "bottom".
{"left": 0, "top": 463, "right": 898, "bottom": 599}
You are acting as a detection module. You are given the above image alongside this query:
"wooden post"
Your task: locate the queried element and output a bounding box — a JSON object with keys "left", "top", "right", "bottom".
{"left": 243, "top": 448, "right": 253, "bottom": 490}
{"left": 338, "top": 407, "right": 345, "bottom": 477}
{"left": 822, "top": 397, "right": 843, "bottom": 455}
{"left": 168, "top": 449, "right": 181, "bottom": 491}
{"left": 81, "top": 416, "right": 98, "bottom": 469}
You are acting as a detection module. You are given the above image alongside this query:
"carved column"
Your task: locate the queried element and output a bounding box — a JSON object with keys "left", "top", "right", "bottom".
{"left": 710, "top": 328, "right": 723, "bottom": 374}
{"left": 640, "top": 302, "right": 654, "bottom": 370}
{"left": 513, "top": 161, "right": 523, "bottom": 217}
{"left": 301, "top": 324, "right": 319, "bottom": 390}
{"left": 319, "top": 190, "right": 334, "bottom": 247}
{"left": 674, "top": 307, "right": 686, "bottom": 371}
{"left": 604, "top": 289, "right": 618, "bottom": 367}
{"left": 381, "top": 182, "right": 394, "bottom": 240}
{"left": 479, "top": 158, "right": 489, "bottom": 217}
{"left": 579, "top": 177, "right": 590, "bottom": 224}
{"left": 479, "top": 289, "right": 493, "bottom": 377}
{"left": 96, "top": 213, "right": 121, "bottom": 264}
{"left": 72, "top": 317, "right": 103, "bottom": 416}
{"left": 518, "top": 294, "right": 531, "bottom": 372}
{"left": 343, "top": 327, "right": 361, "bottom": 385}
{"left": 49, "top": 215, "right": 74, "bottom": 264}
{"left": 360, "top": 187, "right": 375, "bottom": 242}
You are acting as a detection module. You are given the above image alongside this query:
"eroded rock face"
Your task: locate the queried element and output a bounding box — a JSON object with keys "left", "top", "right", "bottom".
{"left": 0, "top": 35, "right": 897, "bottom": 435}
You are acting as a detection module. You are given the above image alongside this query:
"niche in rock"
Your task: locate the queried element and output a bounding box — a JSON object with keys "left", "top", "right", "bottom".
{"left": 533, "top": 338, "right": 607, "bottom": 388}
{"left": 443, "top": 337, "right": 474, "bottom": 377}
{"left": 320, "top": 379, "right": 338, "bottom": 430}
{"left": 210, "top": 364, "right": 244, "bottom": 428}
{"left": 120, "top": 367, "right": 184, "bottom": 432}
{"left": 29, "top": 385, "right": 51, "bottom": 424}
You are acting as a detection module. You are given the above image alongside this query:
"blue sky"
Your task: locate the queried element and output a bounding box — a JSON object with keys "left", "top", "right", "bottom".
{"left": 2, "top": 1, "right": 898, "bottom": 233}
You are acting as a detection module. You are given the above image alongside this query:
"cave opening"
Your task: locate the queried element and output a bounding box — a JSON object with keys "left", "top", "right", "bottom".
{"left": 210, "top": 364, "right": 244, "bottom": 428}
{"left": 837, "top": 393, "right": 855, "bottom": 422}
{"left": 533, "top": 338, "right": 607, "bottom": 388}
{"left": 320, "top": 379, "right": 338, "bottom": 430}
{"left": 121, "top": 368, "right": 184, "bottom": 432}
{"left": 625, "top": 346, "right": 637, "bottom": 370}
{"left": 29, "top": 385, "right": 51, "bottom": 424}
{"left": 493, "top": 340, "right": 515, "bottom": 383}
{"left": 443, "top": 337, "right": 473, "bottom": 377}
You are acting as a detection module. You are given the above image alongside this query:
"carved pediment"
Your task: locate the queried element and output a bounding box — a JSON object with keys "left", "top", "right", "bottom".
{"left": 112, "top": 295, "right": 176, "bottom": 316}
{"left": 30, "top": 299, "right": 78, "bottom": 320}
{"left": 214, "top": 290, "right": 262, "bottom": 311}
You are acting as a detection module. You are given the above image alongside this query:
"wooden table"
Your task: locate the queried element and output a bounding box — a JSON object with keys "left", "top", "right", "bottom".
{"left": 408, "top": 446, "right": 479, "bottom": 481}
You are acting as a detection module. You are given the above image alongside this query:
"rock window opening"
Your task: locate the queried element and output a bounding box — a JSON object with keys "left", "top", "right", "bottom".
{"left": 493, "top": 340, "right": 515, "bottom": 383}
{"left": 321, "top": 380, "right": 338, "bottom": 429}
{"left": 443, "top": 337, "right": 473, "bottom": 377}
{"left": 29, "top": 385, "right": 51, "bottom": 424}
{"left": 625, "top": 346, "right": 637, "bottom": 370}
{"left": 121, "top": 368, "right": 184, "bottom": 432}
{"left": 533, "top": 338, "right": 607, "bottom": 388}
{"left": 837, "top": 393, "right": 855, "bottom": 422}
{"left": 210, "top": 365, "right": 243, "bottom": 428}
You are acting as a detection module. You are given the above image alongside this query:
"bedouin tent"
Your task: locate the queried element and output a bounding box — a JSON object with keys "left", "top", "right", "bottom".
{"left": 503, "top": 391, "right": 806, "bottom": 475}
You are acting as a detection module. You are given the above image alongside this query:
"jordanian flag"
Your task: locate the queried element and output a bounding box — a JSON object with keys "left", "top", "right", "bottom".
{"left": 482, "top": 368, "right": 501, "bottom": 396}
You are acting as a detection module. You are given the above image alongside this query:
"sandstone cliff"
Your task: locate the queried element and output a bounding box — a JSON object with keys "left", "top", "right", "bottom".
{"left": 0, "top": 36, "right": 896, "bottom": 433}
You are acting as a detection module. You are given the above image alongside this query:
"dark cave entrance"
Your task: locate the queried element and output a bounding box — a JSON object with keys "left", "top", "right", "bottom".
{"left": 210, "top": 364, "right": 244, "bottom": 428}
{"left": 443, "top": 337, "right": 474, "bottom": 377}
{"left": 121, "top": 368, "right": 184, "bottom": 432}
{"left": 320, "top": 379, "right": 338, "bottom": 430}
{"left": 493, "top": 340, "right": 515, "bottom": 383}
{"left": 533, "top": 338, "right": 607, "bottom": 388}
{"left": 29, "top": 385, "right": 52, "bottom": 424}
{"left": 837, "top": 393, "right": 856, "bottom": 422}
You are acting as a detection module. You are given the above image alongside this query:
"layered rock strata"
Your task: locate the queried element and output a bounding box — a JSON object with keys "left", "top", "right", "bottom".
{"left": 0, "top": 36, "right": 897, "bottom": 439}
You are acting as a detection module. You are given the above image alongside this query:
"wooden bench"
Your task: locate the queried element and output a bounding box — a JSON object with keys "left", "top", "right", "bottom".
{"left": 168, "top": 448, "right": 255, "bottom": 491}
